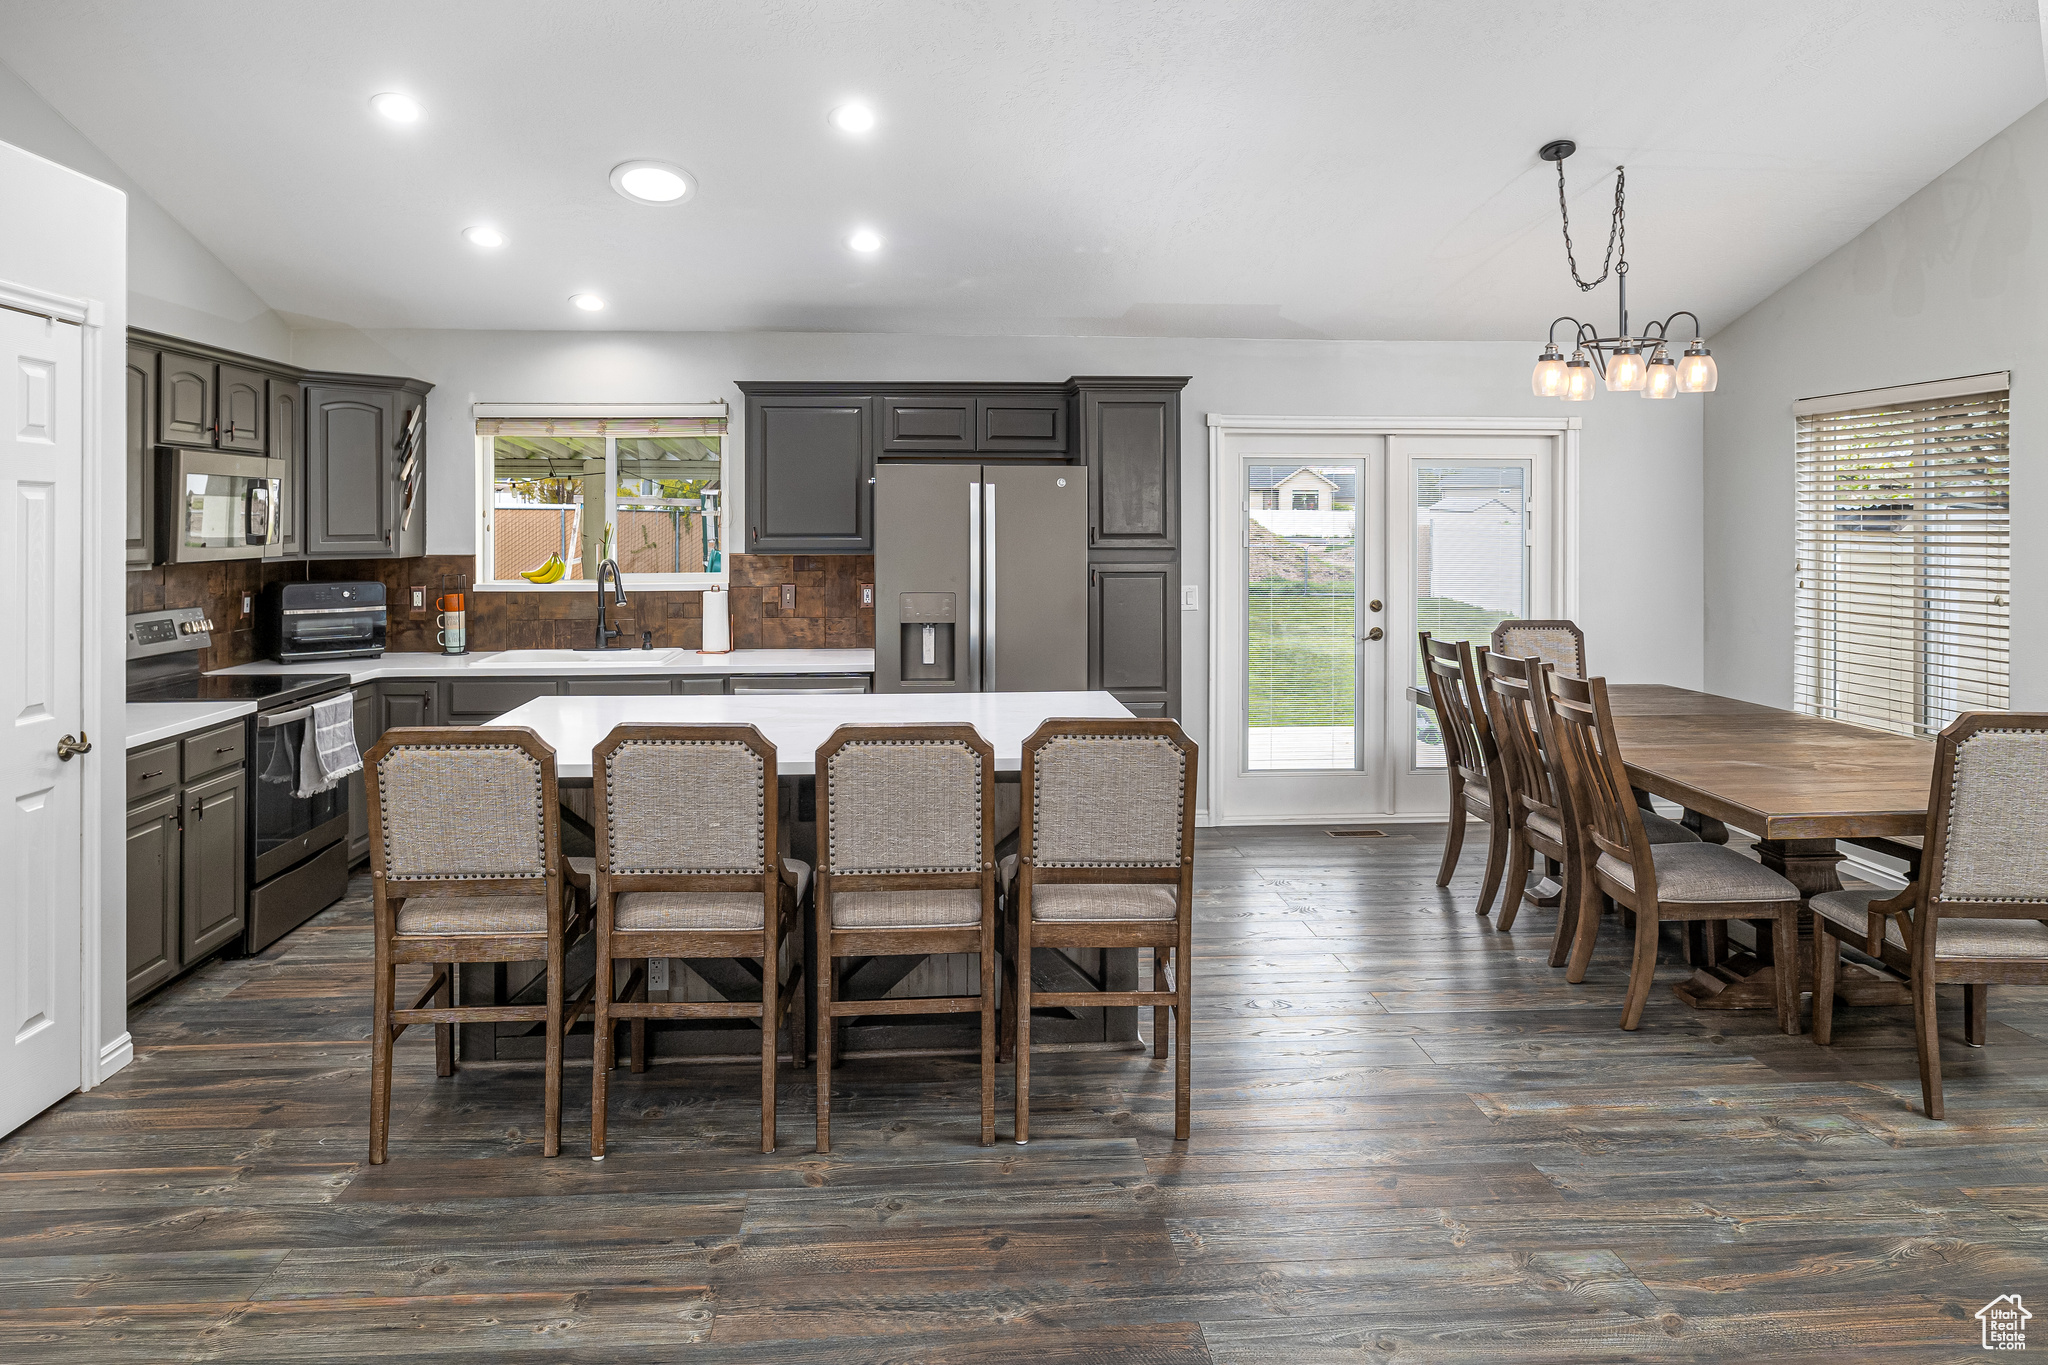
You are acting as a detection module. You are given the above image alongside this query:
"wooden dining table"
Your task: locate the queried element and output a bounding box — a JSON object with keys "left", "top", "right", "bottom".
{"left": 1411, "top": 681, "right": 1935, "bottom": 1012}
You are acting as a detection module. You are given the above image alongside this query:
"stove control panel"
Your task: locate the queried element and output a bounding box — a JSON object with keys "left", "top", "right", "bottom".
{"left": 126, "top": 606, "right": 212, "bottom": 660}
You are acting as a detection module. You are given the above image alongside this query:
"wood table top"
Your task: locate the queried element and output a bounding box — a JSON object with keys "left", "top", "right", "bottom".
{"left": 1411, "top": 682, "right": 1934, "bottom": 841}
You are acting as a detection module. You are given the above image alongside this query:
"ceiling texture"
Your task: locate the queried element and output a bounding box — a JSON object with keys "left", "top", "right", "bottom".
{"left": 4, "top": 0, "right": 2042, "bottom": 341}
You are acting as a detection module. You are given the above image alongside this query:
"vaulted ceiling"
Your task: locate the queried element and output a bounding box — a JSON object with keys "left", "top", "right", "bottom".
{"left": 4, "top": 0, "right": 2041, "bottom": 340}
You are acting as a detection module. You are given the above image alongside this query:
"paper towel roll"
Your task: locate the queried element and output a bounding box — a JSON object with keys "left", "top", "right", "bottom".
{"left": 699, "top": 586, "right": 732, "bottom": 653}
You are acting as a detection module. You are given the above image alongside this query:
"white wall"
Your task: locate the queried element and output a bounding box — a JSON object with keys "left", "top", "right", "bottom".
{"left": 1705, "top": 98, "right": 2048, "bottom": 711}
{"left": 295, "top": 326, "right": 1707, "bottom": 796}
{"left": 0, "top": 137, "right": 128, "bottom": 1081}
{"left": 0, "top": 62, "right": 290, "bottom": 362}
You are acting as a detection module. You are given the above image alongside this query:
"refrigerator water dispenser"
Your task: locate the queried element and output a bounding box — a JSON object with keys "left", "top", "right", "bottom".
{"left": 897, "top": 592, "right": 957, "bottom": 682}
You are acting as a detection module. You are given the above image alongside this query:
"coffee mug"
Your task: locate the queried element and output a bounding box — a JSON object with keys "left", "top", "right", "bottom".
{"left": 437, "top": 610, "right": 466, "bottom": 654}
{"left": 437, "top": 592, "right": 465, "bottom": 614}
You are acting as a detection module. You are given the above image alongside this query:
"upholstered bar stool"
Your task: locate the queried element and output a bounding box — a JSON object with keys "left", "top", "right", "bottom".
{"left": 813, "top": 724, "right": 999, "bottom": 1153}
{"left": 1420, "top": 634, "right": 1511, "bottom": 916}
{"left": 1003, "top": 719, "right": 1198, "bottom": 1143}
{"left": 587, "top": 724, "right": 809, "bottom": 1158}
{"left": 1543, "top": 673, "right": 1802, "bottom": 1033}
{"left": 364, "top": 727, "right": 592, "bottom": 1162}
{"left": 1811, "top": 713, "right": 2048, "bottom": 1119}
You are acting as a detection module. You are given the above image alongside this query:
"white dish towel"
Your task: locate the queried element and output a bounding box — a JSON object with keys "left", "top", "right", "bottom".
{"left": 296, "top": 693, "right": 362, "bottom": 798}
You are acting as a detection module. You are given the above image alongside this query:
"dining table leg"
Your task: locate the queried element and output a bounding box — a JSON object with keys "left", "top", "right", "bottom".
{"left": 1672, "top": 838, "right": 1911, "bottom": 1013}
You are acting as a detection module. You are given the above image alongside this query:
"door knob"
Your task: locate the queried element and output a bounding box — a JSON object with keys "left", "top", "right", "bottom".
{"left": 1363, "top": 627, "right": 1385, "bottom": 642}
{"left": 57, "top": 732, "right": 91, "bottom": 761}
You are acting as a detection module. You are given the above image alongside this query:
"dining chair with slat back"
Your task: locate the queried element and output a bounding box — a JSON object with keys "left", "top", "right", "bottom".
{"left": 587, "top": 724, "right": 809, "bottom": 1158}
{"left": 365, "top": 726, "right": 592, "bottom": 1162}
{"left": 1491, "top": 619, "right": 1586, "bottom": 679}
{"left": 1810, "top": 712, "right": 2048, "bottom": 1119}
{"left": 1002, "top": 718, "right": 1198, "bottom": 1143}
{"left": 1479, "top": 651, "right": 1581, "bottom": 962}
{"left": 1420, "top": 633, "right": 1511, "bottom": 916}
{"left": 1544, "top": 672, "right": 1802, "bottom": 1033}
{"left": 814, "top": 724, "right": 999, "bottom": 1152}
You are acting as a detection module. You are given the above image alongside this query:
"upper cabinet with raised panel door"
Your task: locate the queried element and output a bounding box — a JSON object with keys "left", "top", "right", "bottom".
{"left": 126, "top": 344, "right": 156, "bottom": 567}
{"left": 977, "top": 393, "right": 1067, "bottom": 454}
{"left": 156, "top": 352, "right": 268, "bottom": 454}
{"left": 1076, "top": 378, "right": 1186, "bottom": 553}
{"left": 881, "top": 395, "right": 974, "bottom": 454}
{"left": 742, "top": 388, "right": 876, "bottom": 554}
{"left": 302, "top": 375, "right": 429, "bottom": 559}
{"left": 270, "top": 379, "right": 301, "bottom": 557}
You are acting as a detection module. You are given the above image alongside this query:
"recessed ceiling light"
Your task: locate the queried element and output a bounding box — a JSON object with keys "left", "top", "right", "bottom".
{"left": 370, "top": 92, "right": 422, "bottom": 123}
{"left": 462, "top": 226, "right": 505, "bottom": 248}
{"left": 609, "top": 160, "right": 696, "bottom": 206}
{"left": 847, "top": 228, "right": 883, "bottom": 253}
{"left": 829, "top": 102, "right": 877, "bottom": 134}
{"left": 570, "top": 293, "right": 605, "bottom": 311}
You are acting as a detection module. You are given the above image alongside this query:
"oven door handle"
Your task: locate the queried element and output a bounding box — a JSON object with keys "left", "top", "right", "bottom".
{"left": 258, "top": 691, "right": 353, "bottom": 729}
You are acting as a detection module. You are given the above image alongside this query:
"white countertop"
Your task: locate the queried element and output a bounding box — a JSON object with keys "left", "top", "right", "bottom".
{"left": 210, "top": 648, "right": 875, "bottom": 685}
{"left": 487, "top": 690, "right": 1134, "bottom": 778}
{"left": 127, "top": 701, "right": 257, "bottom": 751}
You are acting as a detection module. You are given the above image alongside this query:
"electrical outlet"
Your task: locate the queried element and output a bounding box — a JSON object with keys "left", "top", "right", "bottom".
{"left": 410, "top": 585, "right": 427, "bottom": 615}
{"left": 781, "top": 583, "right": 796, "bottom": 612}
{"left": 860, "top": 582, "right": 874, "bottom": 607}
{"left": 1181, "top": 585, "right": 1201, "bottom": 611}
{"left": 647, "top": 958, "right": 671, "bottom": 993}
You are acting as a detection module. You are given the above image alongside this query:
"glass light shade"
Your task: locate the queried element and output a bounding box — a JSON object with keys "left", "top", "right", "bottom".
{"left": 1605, "top": 346, "right": 1648, "bottom": 392}
{"left": 1562, "top": 356, "right": 1597, "bottom": 401}
{"left": 1531, "top": 348, "right": 1568, "bottom": 397}
{"left": 1677, "top": 345, "right": 1718, "bottom": 393}
{"left": 1643, "top": 355, "right": 1678, "bottom": 399}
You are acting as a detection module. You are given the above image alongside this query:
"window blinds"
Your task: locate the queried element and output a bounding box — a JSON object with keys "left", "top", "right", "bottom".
{"left": 473, "top": 414, "right": 725, "bottom": 437}
{"left": 1793, "top": 384, "right": 2009, "bottom": 737}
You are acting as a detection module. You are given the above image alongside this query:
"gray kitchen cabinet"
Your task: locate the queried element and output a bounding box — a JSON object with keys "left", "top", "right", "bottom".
{"left": 1078, "top": 380, "right": 1184, "bottom": 552}
{"left": 271, "top": 379, "right": 302, "bottom": 558}
{"left": 881, "top": 395, "right": 975, "bottom": 453}
{"left": 1089, "top": 560, "right": 1178, "bottom": 719}
{"left": 977, "top": 393, "right": 1067, "bottom": 453}
{"left": 347, "top": 686, "right": 379, "bottom": 863}
{"left": 305, "top": 385, "right": 395, "bottom": 557}
{"left": 180, "top": 767, "right": 247, "bottom": 964}
{"left": 125, "top": 793, "right": 181, "bottom": 1002}
{"left": 443, "top": 678, "right": 556, "bottom": 723}
{"left": 125, "top": 344, "right": 156, "bottom": 567}
{"left": 676, "top": 677, "right": 728, "bottom": 695}
{"left": 563, "top": 678, "right": 671, "bottom": 696}
{"left": 218, "top": 364, "right": 268, "bottom": 453}
{"left": 158, "top": 350, "right": 215, "bottom": 447}
{"left": 741, "top": 390, "right": 875, "bottom": 553}
{"left": 379, "top": 681, "right": 437, "bottom": 730}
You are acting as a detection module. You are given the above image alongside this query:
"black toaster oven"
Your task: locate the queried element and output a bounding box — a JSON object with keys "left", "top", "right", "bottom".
{"left": 259, "top": 581, "right": 387, "bottom": 661}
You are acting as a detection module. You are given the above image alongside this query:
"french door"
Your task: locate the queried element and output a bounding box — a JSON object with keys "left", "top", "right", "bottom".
{"left": 1209, "top": 422, "right": 1564, "bottom": 824}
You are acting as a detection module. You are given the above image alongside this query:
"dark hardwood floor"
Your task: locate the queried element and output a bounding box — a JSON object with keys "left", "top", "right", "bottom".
{"left": 4, "top": 825, "right": 2044, "bottom": 1361}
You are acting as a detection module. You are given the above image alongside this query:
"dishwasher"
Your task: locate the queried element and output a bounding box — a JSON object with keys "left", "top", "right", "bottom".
{"left": 729, "top": 674, "right": 872, "bottom": 695}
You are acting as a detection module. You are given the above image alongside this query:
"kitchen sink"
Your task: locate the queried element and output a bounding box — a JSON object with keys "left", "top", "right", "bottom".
{"left": 470, "top": 648, "right": 685, "bottom": 668}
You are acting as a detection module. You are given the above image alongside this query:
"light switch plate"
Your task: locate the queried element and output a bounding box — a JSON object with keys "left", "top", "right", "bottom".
{"left": 781, "top": 583, "right": 796, "bottom": 611}
{"left": 242, "top": 593, "right": 252, "bottom": 616}
{"left": 1181, "top": 585, "right": 1201, "bottom": 611}
{"left": 860, "top": 582, "right": 874, "bottom": 607}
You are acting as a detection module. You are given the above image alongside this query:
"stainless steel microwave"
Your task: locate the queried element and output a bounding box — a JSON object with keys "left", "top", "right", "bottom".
{"left": 155, "top": 448, "right": 283, "bottom": 563}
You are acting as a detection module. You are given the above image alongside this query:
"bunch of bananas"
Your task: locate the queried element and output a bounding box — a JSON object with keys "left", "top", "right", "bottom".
{"left": 519, "top": 553, "right": 567, "bottom": 584}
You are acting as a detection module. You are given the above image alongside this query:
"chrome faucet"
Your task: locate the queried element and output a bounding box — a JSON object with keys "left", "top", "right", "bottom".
{"left": 594, "top": 558, "right": 627, "bottom": 650}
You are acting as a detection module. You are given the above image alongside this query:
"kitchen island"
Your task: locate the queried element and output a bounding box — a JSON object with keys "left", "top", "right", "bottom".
{"left": 463, "top": 688, "right": 1141, "bottom": 1065}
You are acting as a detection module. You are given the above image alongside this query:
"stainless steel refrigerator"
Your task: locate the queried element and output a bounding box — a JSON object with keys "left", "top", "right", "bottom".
{"left": 875, "top": 464, "right": 1088, "bottom": 693}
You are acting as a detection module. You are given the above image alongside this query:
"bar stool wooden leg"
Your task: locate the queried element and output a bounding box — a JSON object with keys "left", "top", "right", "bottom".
{"left": 979, "top": 915, "right": 996, "bottom": 1147}
{"left": 370, "top": 945, "right": 396, "bottom": 1166}
{"left": 1173, "top": 943, "right": 1191, "bottom": 1142}
{"left": 815, "top": 918, "right": 834, "bottom": 1154}
{"left": 1965, "top": 984, "right": 1990, "bottom": 1047}
{"left": 1152, "top": 948, "right": 1169, "bottom": 1061}
{"left": 630, "top": 959, "right": 649, "bottom": 1074}
{"left": 543, "top": 928, "right": 565, "bottom": 1159}
{"left": 591, "top": 922, "right": 613, "bottom": 1159}
{"left": 761, "top": 944, "right": 779, "bottom": 1154}
{"left": 1014, "top": 910, "right": 1033, "bottom": 1144}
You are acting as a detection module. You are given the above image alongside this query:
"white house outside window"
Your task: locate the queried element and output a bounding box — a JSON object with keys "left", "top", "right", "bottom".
{"left": 474, "top": 406, "right": 727, "bottom": 589}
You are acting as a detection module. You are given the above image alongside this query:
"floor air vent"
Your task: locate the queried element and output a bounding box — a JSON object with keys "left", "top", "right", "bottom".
{"left": 1328, "top": 828, "right": 1388, "bottom": 837}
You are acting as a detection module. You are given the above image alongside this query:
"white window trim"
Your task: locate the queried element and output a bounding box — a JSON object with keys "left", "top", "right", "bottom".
{"left": 472, "top": 401, "right": 729, "bottom": 591}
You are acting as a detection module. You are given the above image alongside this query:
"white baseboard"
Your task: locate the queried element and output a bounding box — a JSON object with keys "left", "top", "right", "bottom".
{"left": 1839, "top": 851, "right": 1910, "bottom": 891}
{"left": 94, "top": 1031, "right": 133, "bottom": 1086}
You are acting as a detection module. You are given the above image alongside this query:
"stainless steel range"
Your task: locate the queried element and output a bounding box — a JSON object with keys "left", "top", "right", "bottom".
{"left": 127, "top": 607, "right": 355, "bottom": 952}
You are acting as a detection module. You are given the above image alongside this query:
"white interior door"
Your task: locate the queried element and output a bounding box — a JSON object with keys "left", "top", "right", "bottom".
{"left": 0, "top": 306, "right": 85, "bottom": 1135}
{"left": 1212, "top": 437, "right": 1387, "bottom": 822}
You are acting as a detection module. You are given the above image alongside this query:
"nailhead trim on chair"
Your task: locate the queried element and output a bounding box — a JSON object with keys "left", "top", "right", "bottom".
{"left": 377, "top": 743, "right": 546, "bottom": 882}
{"left": 602, "top": 739, "right": 767, "bottom": 875}
{"left": 1031, "top": 733, "right": 1187, "bottom": 868}
{"left": 825, "top": 739, "right": 984, "bottom": 874}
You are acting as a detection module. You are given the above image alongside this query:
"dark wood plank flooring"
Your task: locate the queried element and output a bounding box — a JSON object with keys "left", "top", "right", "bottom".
{"left": 4, "top": 826, "right": 2044, "bottom": 1361}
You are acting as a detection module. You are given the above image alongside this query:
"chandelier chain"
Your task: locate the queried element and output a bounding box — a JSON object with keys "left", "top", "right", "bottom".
{"left": 1557, "top": 159, "right": 1626, "bottom": 292}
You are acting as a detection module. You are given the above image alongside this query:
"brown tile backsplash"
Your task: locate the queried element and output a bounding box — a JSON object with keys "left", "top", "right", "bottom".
{"left": 128, "top": 554, "right": 875, "bottom": 669}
